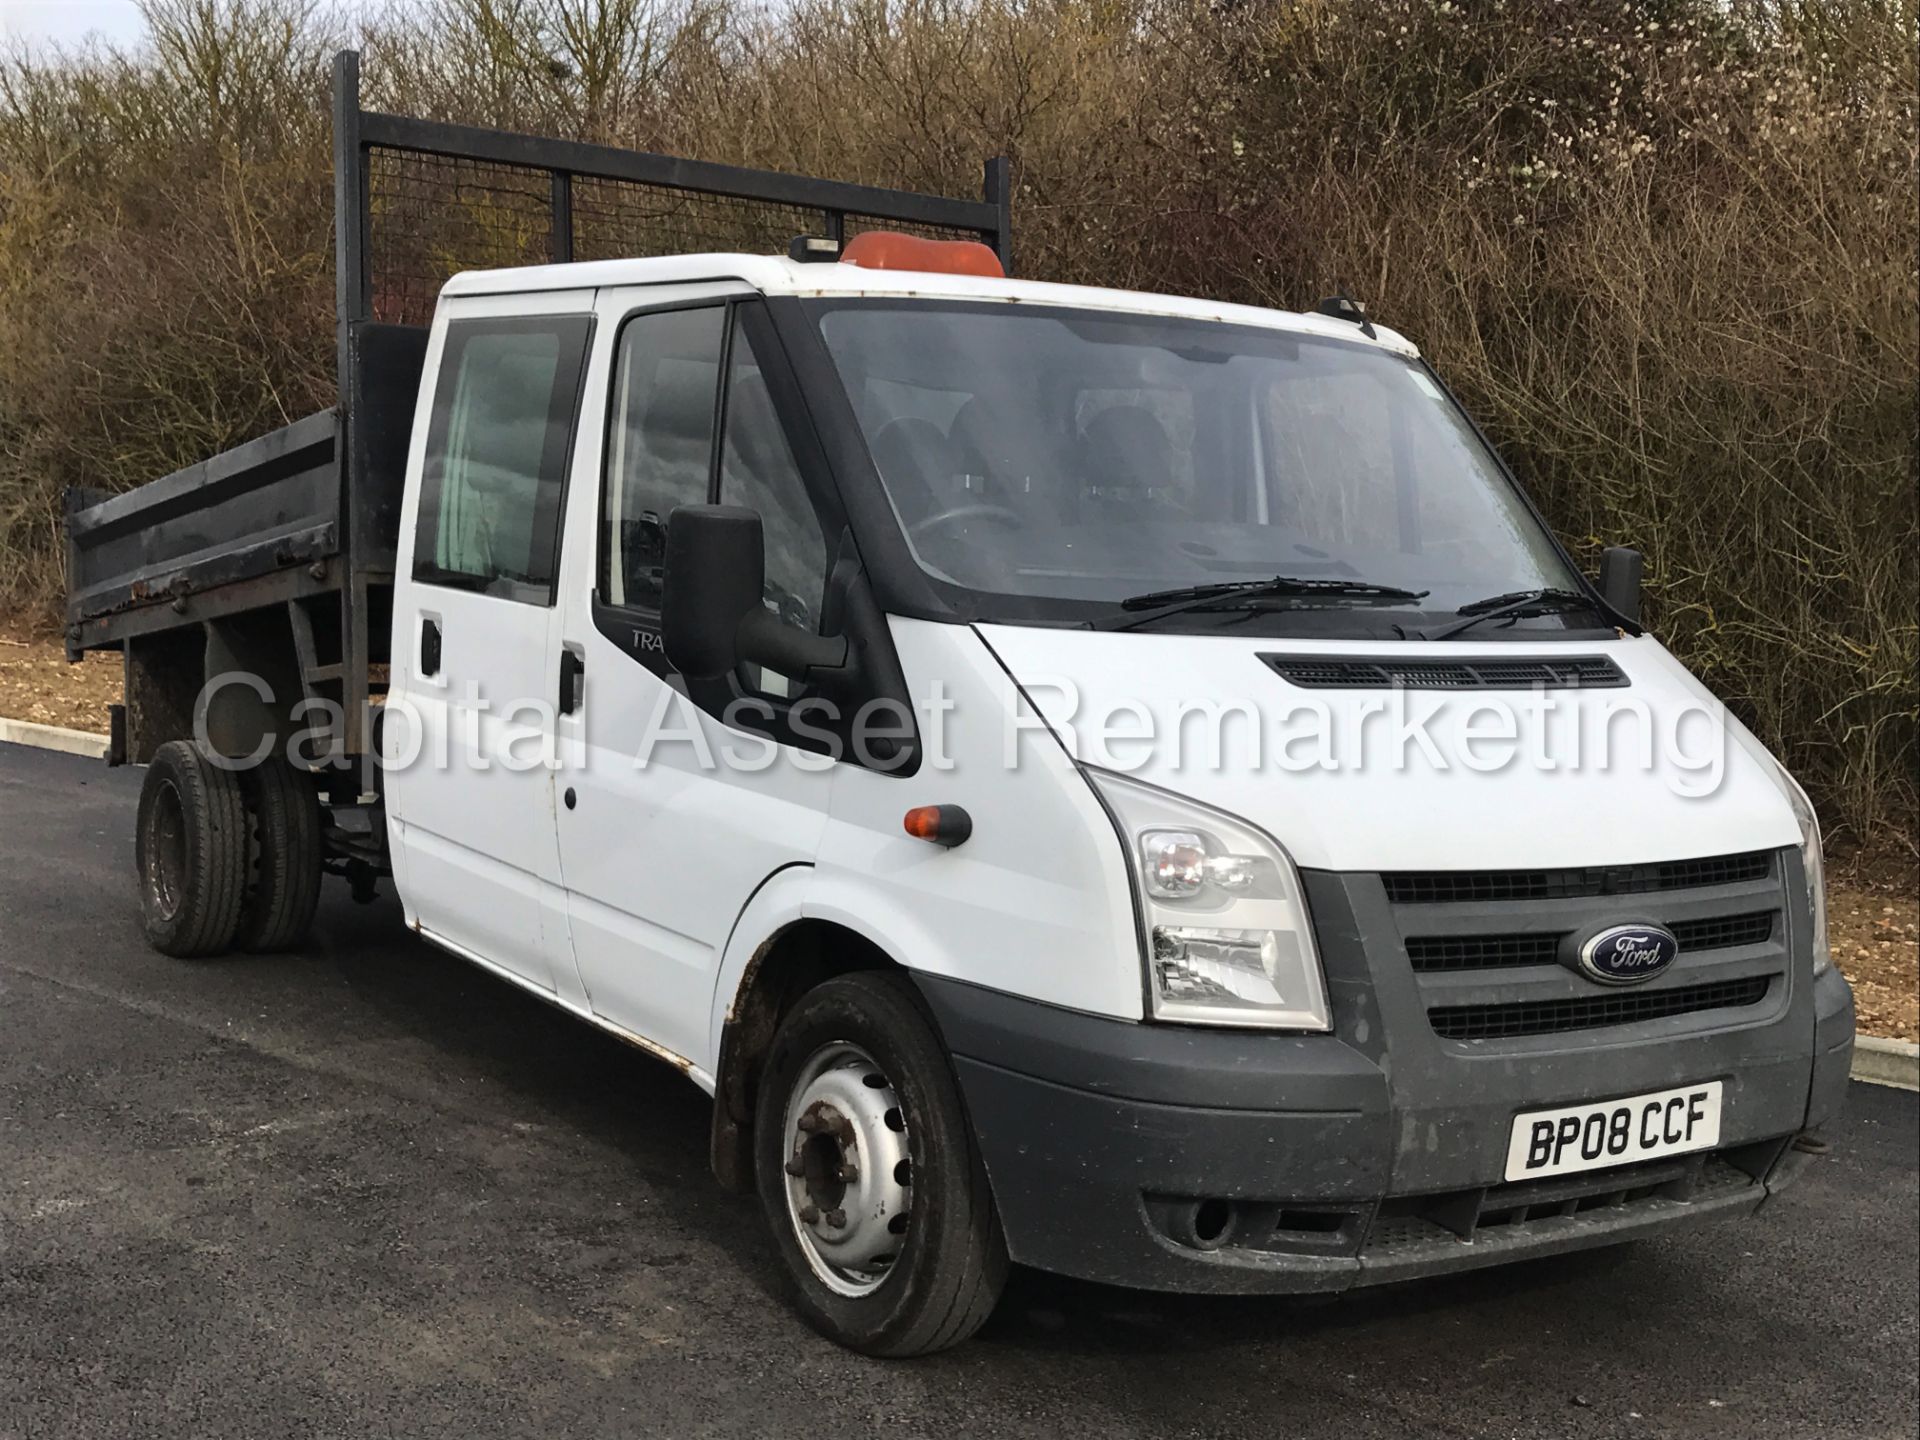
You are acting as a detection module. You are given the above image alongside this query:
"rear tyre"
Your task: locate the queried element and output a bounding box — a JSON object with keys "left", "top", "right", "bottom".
{"left": 754, "top": 971, "right": 1008, "bottom": 1356}
{"left": 235, "top": 757, "right": 323, "bottom": 953}
{"left": 135, "top": 740, "right": 249, "bottom": 958}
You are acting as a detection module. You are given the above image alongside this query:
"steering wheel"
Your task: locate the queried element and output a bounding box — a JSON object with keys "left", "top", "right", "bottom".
{"left": 908, "top": 503, "right": 1024, "bottom": 540}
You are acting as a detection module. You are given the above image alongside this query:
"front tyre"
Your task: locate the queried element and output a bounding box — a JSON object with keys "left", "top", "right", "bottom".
{"left": 754, "top": 971, "right": 1008, "bottom": 1356}
{"left": 135, "top": 740, "right": 249, "bottom": 958}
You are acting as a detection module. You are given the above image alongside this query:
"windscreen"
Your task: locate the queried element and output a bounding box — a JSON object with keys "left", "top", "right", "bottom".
{"left": 809, "top": 300, "right": 1581, "bottom": 627}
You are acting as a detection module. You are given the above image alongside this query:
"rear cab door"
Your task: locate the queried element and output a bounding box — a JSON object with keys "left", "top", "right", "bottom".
{"left": 385, "top": 288, "right": 595, "bottom": 998}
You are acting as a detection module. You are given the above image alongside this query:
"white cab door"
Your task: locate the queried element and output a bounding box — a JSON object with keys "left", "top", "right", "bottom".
{"left": 385, "top": 291, "right": 596, "bottom": 995}
{"left": 550, "top": 284, "right": 838, "bottom": 1071}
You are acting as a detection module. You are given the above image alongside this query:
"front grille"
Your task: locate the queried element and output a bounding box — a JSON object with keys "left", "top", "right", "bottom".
{"left": 1429, "top": 976, "right": 1775, "bottom": 1041}
{"left": 1670, "top": 910, "right": 1775, "bottom": 951}
{"left": 1384, "top": 850, "right": 1772, "bottom": 905}
{"left": 1406, "top": 910, "right": 1777, "bottom": 973}
{"left": 1262, "top": 654, "right": 1626, "bottom": 691}
{"left": 1406, "top": 934, "right": 1561, "bottom": 972}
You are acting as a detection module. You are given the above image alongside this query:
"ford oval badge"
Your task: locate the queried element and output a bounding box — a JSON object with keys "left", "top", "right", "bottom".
{"left": 1576, "top": 924, "right": 1680, "bottom": 985}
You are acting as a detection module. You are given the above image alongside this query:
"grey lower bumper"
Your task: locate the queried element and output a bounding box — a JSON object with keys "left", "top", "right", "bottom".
{"left": 914, "top": 965, "right": 1854, "bottom": 1295}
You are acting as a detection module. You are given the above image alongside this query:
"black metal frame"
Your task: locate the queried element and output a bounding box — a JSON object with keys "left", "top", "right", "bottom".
{"left": 66, "top": 48, "right": 1011, "bottom": 759}
{"left": 328, "top": 48, "right": 1010, "bottom": 745}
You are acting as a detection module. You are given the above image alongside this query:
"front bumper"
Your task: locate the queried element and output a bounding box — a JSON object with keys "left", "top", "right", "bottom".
{"left": 914, "top": 899, "right": 1854, "bottom": 1295}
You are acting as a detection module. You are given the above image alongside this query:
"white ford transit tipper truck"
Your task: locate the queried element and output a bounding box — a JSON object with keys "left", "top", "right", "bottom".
{"left": 65, "top": 54, "right": 1854, "bottom": 1355}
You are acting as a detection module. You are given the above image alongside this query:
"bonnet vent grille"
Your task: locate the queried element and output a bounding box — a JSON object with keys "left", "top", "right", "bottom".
{"left": 1261, "top": 655, "right": 1628, "bottom": 690}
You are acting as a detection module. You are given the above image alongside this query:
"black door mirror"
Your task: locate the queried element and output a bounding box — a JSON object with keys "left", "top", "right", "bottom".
{"left": 1598, "top": 546, "right": 1643, "bottom": 625}
{"left": 662, "top": 505, "right": 848, "bottom": 681}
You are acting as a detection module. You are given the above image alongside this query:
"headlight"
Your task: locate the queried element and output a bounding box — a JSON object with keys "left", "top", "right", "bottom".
{"left": 1086, "top": 769, "right": 1330, "bottom": 1030}
{"left": 1776, "top": 765, "right": 1832, "bottom": 976}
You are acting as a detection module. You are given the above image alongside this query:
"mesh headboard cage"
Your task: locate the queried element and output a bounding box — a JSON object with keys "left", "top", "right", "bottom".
{"left": 335, "top": 51, "right": 1011, "bottom": 329}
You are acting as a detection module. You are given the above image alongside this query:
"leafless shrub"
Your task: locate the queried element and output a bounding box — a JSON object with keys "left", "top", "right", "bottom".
{"left": 0, "top": 0, "right": 1912, "bottom": 840}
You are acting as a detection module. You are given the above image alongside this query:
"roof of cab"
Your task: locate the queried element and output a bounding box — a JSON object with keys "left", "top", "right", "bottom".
{"left": 437, "top": 252, "right": 1420, "bottom": 358}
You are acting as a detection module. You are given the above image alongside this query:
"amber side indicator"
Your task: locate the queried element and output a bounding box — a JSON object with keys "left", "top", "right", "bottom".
{"left": 903, "top": 805, "right": 973, "bottom": 848}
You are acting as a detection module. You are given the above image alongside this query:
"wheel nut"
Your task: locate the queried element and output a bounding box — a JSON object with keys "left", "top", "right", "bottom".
{"left": 824, "top": 1208, "right": 848, "bottom": 1230}
{"left": 798, "top": 1113, "right": 824, "bottom": 1134}
{"left": 798, "top": 1204, "right": 820, "bottom": 1225}
{"left": 784, "top": 1158, "right": 805, "bottom": 1178}
{"left": 837, "top": 1164, "right": 859, "bottom": 1183}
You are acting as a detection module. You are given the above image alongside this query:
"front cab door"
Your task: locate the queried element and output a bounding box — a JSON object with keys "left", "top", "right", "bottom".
{"left": 551, "top": 286, "right": 846, "bottom": 1070}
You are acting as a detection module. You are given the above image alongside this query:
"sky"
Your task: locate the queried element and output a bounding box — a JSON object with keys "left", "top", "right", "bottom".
{"left": 0, "top": 1, "right": 383, "bottom": 51}
{"left": 0, "top": 0, "right": 151, "bottom": 49}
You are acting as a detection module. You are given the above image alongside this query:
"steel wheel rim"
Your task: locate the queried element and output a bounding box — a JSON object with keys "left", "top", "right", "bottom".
{"left": 143, "top": 778, "right": 187, "bottom": 917}
{"left": 780, "top": 1041, "right": 913, "bottom": 1297}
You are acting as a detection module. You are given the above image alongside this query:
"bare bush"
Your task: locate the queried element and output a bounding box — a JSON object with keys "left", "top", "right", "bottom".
{"left": 0, "top": 0, "right": 1912, "bottom": 840}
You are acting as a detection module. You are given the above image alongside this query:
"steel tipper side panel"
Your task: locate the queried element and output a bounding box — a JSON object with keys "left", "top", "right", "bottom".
{"left": 63, "top": 411, "right": 343, "bottom": 653}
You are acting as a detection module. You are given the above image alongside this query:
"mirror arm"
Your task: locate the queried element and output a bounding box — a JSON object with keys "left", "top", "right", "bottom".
{"left": 735, "top": 608, "right": 850, "bottom": 680}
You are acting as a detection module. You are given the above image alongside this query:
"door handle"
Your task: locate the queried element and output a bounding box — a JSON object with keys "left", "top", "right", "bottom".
{"left": 420, "top": 617, "right": 442, "bottom": 677}
{"left": 559, "top": 646, "right": 584, "bottom": 716}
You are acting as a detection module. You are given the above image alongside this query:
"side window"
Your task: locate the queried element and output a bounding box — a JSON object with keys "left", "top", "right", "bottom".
{"left": 600, "top": 306, "right": 726, "bottom": 610}
{"left": 719, "top": 313, "right": 830, "bottom": 636}
{"left": 413, "top": 315, "right": 592, "bottom": 602}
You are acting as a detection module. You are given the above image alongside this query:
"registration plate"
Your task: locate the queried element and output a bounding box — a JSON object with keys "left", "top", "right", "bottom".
{"left": 1504, "top": 1081, "right": 1723, "bottom": 1182}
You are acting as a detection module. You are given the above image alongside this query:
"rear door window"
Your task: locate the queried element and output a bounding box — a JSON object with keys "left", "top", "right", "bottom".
{"left": 413, "top": 315, "right": 593, "bottom": 603}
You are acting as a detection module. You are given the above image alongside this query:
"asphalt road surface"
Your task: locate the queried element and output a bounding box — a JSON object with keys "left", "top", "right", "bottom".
{"left": 2, "top": 742, "right": 1915, "bottom": 1439}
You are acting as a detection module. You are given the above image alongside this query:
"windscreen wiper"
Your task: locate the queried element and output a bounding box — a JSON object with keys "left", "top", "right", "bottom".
{"left": 1423, "top": 587, "right": 1603, "bottom": 642}
{"left": 1085, "top": 576, "right": 1429, "bottom": 633}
